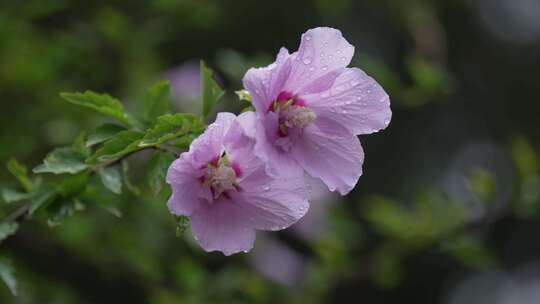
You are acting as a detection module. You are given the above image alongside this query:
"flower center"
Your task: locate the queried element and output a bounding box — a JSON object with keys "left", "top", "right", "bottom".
{"left": 202, "top": 155, "right": 239, "bottom": 200}
{"left": 270, "top": 91, "right": 316, "bottom": 136}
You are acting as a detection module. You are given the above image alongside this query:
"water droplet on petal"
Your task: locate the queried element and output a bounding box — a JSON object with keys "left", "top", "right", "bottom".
{"left": 322, "top": 65, "right": 328, "bottom": 71}
{"left": 337, "top": 49, "right": 342, "bottom": 54}
{"left": 263, "top": 186, "right": 271, "bottom": 191}
{"left": 384, "top": 118, "right": 390, "bottom": 126}
{"left": 305, "top": 35, "right": 311, "bottom": 41}
{"left": 303, "top": 57, "right": 312, "bottom": 65}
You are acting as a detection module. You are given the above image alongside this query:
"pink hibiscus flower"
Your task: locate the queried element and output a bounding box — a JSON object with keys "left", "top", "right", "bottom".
{"left": 166, "top": 112, "right": 310, "bottom": 255}
{"left": 243, "top": 27, "right": 392, "bottom": 194}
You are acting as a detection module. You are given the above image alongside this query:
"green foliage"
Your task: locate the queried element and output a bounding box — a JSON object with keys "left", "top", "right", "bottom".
{"left": 60, "top": 91, "right": 133, "bottom": 127}
{"left": 99, "top": 166, "right": 123, "bottom": 194}
{"left": 0, "top": 222, "right": 18, "bottom": 243}
{"left": 364, "top": 191, "right": 465, "bottom": 245}
{"left": 6, "top": 159, "right": 33, "bottom": 192}
{"left": 33, "top": 147, "right": 88, "bottom": 174}
{"left": 86, "top": 124, "right": 126, "bottom": 147}
{"left": 0, "top": 258, "right": 17, "bottom": 296}
{"left": 140, "top": 81, "right": 172, "bottom": 127}
{"left": 147, "top": 152, "right": 175, "bottom": 195}
{"left": 1, "top": 79, "right": 209, "bottom": 251}
{"left": 86, "top": 131, "right": 145, "bottom": 165}
{"left": 175, "top": 215, "right": 190, "bottom": 236}
{"left": 201, "top": 61, "right": 225, "bottom": 117}
{"left": 139, "top": 114, "right": 204, "bottom": 147}
{"left": 1, "top": 188, "right": 32, "bottom": 204}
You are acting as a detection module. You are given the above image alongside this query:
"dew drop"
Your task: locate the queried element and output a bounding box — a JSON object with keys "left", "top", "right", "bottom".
{"left": 341, "top": 56, "right": 347, "bottom": 61}
{"left": 263, "top": 186, "right": 271, "bottom": 191}
{"left": 384, "top": 118, "right": 390, "bottom": 126}
{"left": 328, "top": 54, "right": 333, "bottom": 59}
{"left": 309, "top": 66, "right": 315, "bottom": 71}
{"left": 322, "top": 65, "right": 328, "bottom": 71}
{"left": 305, "top": 35, "right": 311, "bottom": 41}
{"left": 303, "top": 57, "right": 312, "bottom": 65}
{"left": 337, "top": 49, "right": 342, "bottom": 54}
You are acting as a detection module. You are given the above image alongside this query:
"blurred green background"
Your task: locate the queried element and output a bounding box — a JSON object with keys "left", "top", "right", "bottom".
{"left": 2, "top": 0, "right": 540, "bottom": 303}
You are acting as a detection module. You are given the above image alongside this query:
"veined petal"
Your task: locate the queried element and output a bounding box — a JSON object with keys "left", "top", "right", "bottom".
{"left": 233, "top": 169, "right": 310, "bottom": 231}
{"left": 190, "top": 112, "right": 236, "bottom": 165}
{"left": 166, "top": 155, "right": 204, "bottom": 216}
{"left": 305, "top": 67, "right": 391, "bottom": 135}
{"left": 285, "top": 27, "right": 354, "bottom": 94}
{"left": 243, "top": 48, "right": 292, "bottom": 113}
{"left": 253, "top": 112, "right": 304, "bottom": 178}
{"left": 190, "top": 203, "right": 255, "bottom": 256}
{"left": 291, "top": 117, "right": 364, "bottom": 195}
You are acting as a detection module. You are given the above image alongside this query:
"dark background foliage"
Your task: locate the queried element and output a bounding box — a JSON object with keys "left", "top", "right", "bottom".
{"left": 1, "top": 0, "right": 540, "bottom": 303}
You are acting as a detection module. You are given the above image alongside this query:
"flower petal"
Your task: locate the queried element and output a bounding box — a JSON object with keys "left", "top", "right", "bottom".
{"left": 233, "top": 167, "right": 310, "bottom": 231}
{"left": 253, "top": 112, "right": 304, "bottom": 178}
{"left": 291, "top": 117, "right": 364, "bottom": 195}
{"left": 285, "top": 27, "right": 354, "bottom": 94}
{"left": 243, "top": 48, "right": 293, "bottom": 112}
{"left": 190, "top": 202, "right": 255, "bottom": 256}
{"left": 166, "top": 155, "right": 204, "bottom": 216}
{"left": 189, "top": 112, "right": 236, "bottom": 165}
{"left": 304, "top": 67, "right": 391, "bottom": 135}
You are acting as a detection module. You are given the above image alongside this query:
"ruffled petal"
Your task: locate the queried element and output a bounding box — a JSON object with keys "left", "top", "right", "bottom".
{"left": 166, "top": 155, "right": 204, "bottom": 216}
{"left": 291, "top": 117, "right": 364, "bottom": 195}
{"left": 304, "top": 67, "right": 391, "bottom": 135}
{"left": 242, "top": 48, "right": 293, "bottom": 112}
{"left": 284, "top": 27, "right": 354, "bottom": 95}
{"left": 190, "top": 202, "right": 255, "bottom": 256}
{"left": 232, "top": 167, "right": 310, "bottom": 231}
{"left": 189, "top": 112, "right": 236, "bottom": 165}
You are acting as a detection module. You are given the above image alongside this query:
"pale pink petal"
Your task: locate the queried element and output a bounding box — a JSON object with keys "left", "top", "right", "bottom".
{"left": 254, "top": 112, "right": 303, "bottom": 178}
{"left": 304, "top": 67, "right": 391, "bottom": 135}
{"left": 189, "top": 112, "right": 236, "bottom": 164}
{"left": 190, "top": 202, "right": 255, "bottom": 256}
{"left": 243, "top": 48, "right": 292, "bottom": 112}
{"left": 231, "top": 168, "right": 310, "bottom": 231}
{"left": 291, "top": 117, "right": 364, "bottom": 195}
{"left": 284, "top": 27, "right": 354, "bottom": 94}
{"left": 166, "top": 155, "right": 204, "bottom": 216}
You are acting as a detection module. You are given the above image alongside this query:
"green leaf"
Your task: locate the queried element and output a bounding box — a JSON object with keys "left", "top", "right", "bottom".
{"left": 139, "top": 113, "right": 204, "bottom": 147}
{"left": 46, "top": 198, "right": 85, "bottom": 227}
{"left": 0, "top": 222, "right": 18, "bottom": 243}
{"left": 86, "top": 130, "right": 144, "bottom": 164}
{"left": 86, "top": 124, "right": 126, "bottom": 147}
{"left": 6, "top": 159, "right": 33, "bottom": 192}
{"left": 72, "top": 131, "right": 91, "bottom": 157}
{"left": 61, "top": 91, "right": 132, "bottom": 126}
{"left": 122, "top": 161, "right": 141, "bottom": 195}
{"left": 99, "top": 166, "right": 122, "bottom": 194}
{"left": 29, "top": 187, "right": 56, "bottom": 215}
{"left": 175, "top": 215, "right": 190, "bottom": 237}
{"left": 1, "top": 188, "right": 32, "bottom": 204}
{"left": 201, "top": 61, "right": 225, "bottom": 117}
{"left": 57, "top": 172, "right": 89, "bottom": 198}
{"left": 0, "top": 258, "right": 17, "bottom": 296}
{"left": 33, "top": 147, "right": 88, "bottom": 174}
{"left": 141, "top": 81, "right": 171, "bottom": 126}
{"left": 147, "top": 152, "right": 175, "bottom": 195}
